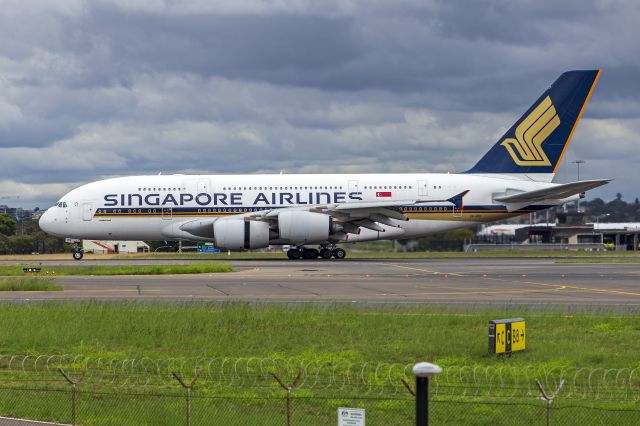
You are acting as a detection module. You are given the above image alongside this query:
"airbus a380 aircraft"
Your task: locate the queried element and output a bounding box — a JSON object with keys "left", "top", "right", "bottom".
{"left": 40, "top": 70, "right": 609, "bottom": 260}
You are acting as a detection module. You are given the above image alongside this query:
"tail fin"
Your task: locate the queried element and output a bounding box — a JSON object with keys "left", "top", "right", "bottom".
{"left": 466, "top": 70, "right": 601, "bottom": 178}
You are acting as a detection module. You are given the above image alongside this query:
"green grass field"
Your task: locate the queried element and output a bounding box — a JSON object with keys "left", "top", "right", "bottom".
{"left": 556, "top": 258, "right": 640, "bottom": 264}
{"left": 0, "top": 263, "right": 233, "bottom": 276}
{"left": 0, "top": 302, "right": 638, "bottom": 425}
{"left": 0, "top": 277, "right": 61, "bottom": 291}
{"left": 0, "top": 301, "right": 638, "bottom": 367}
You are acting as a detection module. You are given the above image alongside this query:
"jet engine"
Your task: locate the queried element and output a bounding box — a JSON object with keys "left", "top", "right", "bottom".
{"left": 277, "top": 211, "right": 331, "bottom": 244}
{"left": 214, "top": 220, "right": 270, "bottom": 250}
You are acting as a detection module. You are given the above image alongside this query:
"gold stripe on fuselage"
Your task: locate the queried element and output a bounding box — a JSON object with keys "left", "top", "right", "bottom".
{"left": 95, "top": 210, "right": 523, "bottom": 223}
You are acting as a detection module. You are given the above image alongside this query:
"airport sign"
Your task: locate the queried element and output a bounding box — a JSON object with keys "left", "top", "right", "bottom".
{"left": 489, "top": 318, "right": 525, "bottom": 354}
{"left": 338, "top": 407, "right": 365, "bottom": 426}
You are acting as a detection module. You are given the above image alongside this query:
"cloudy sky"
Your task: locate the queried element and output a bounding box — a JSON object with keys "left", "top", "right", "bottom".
{"left": 1, "top": 0, "right": 639, "bottom": 208}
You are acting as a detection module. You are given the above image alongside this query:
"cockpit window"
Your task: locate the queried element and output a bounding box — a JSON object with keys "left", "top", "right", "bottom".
{"left": 55, "top": 202, "right": 68, "bottom": 208}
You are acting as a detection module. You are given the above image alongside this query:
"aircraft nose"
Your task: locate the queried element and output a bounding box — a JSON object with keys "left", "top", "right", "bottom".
{"left": 39, "top": 208, "right": 60, "bottom": 236}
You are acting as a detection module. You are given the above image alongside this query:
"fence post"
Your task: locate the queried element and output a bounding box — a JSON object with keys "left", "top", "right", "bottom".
{"left": 412, "top": 362, "right": 442, "bottom": 426}
{"left": 536, "top": 379, "right": 565, "bottom": 426}
{"left": 271, "top": 369, "right": 303, "bottom": 426}
{"left": 172, "top": 369, "right": 202, "bottom": 426}
{"left": 58, "top": 368, "right": 85, "bottom": 426}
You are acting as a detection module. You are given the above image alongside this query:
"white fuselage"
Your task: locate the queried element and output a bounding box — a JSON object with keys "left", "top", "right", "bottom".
{"left": 39, "top": 172, "right": 569, "bottom": 246}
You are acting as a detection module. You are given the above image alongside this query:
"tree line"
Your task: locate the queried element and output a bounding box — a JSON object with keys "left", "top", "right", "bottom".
{"left": 581, "top": 194, "right": 640, "bottom": 222}
{"left": 0, "top": 215, "right": 67, "bottom": 255}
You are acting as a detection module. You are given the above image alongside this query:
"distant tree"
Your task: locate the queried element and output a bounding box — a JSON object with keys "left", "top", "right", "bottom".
{"left": 0, "top": 214, "right": 17, "bottom": 236}
{"left": 400, "top": 228, "right": 477, "bottom": 252}
{"left": 7, "top": 235, "right": 37, "bottom": 254}
{"left": 616, "top": 193, "right": 622, "bottom": 201}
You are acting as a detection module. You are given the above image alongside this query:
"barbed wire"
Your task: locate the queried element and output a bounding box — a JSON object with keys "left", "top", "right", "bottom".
{"left": 0, "top": 354, "right": 637, "bottom": 401}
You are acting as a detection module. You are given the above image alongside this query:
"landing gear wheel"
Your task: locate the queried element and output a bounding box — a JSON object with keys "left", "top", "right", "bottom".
{"left": 303, "top": 249, "right": 319, "bottom": 259}
{"left": 332, "top": 248, "right": 346, "bottom": 259}
{"left": 320, "top": 249, "right": 333, "bottom": 259}
{"left": 72, "top": 250, "right": 84, "bottom": 261}
{"left": 287, "top": 249, "right": 302, "bottom": 260}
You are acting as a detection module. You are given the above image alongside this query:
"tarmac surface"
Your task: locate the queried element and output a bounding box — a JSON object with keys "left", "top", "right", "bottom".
{"left": 2, "top": 258, "right": 640, "bottom": 305}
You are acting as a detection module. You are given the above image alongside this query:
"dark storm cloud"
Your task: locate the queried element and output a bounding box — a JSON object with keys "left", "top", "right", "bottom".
{"left": 0, "top": 0, "right": 638, "bottom": 206}
{"left": 61, "top": 3, "right": 360, "bottom": 88}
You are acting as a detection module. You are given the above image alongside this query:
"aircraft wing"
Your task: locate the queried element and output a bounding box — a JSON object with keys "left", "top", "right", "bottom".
{"left": 493, "top": 179, "right": 610, "bottom": 203}
{"left": 177, "top": 191, "right": 470, "bottom": 237}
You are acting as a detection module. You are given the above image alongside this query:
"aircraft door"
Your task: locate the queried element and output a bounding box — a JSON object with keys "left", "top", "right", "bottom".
{"left": 162, "top": 207, "right": 173, "bottom": 220}
{"left": 184, "top": 178, "right": 211, "bottom": 196}
{"left": 82, "top": 203, "right": 94, "bottom": 221}
{"left": 348, "top": 180, "right": 359, "bottom": 202}
{"left": 197, "top": 180, "right": 209, "bottom": 194}
{"left": 418, "top": 180, "right": 428, "bottom": 197}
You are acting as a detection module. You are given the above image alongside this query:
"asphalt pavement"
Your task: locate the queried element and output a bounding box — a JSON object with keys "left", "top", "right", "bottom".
{"left": 2, "top": 258, "right": 639, "bottom": 305}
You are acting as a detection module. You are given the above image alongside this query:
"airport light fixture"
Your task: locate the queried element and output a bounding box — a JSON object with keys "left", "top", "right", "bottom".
{"left": 413, "top": 362, "right": 442, "bottom": 426}
{"left": 595, "top": 213, "right": 611, "bottom": 245}
{"left": 572, "top": 160, "right": 585, "bottom": 212}
{"left": 596, "top": 213, "right": 610, "bottom": 227}
{"left": 572, "top": 160, "right": 585, "bottom": 181}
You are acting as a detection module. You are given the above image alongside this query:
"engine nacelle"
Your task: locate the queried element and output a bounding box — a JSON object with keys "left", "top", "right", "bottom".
{"left": 213, "top": 220, "right": 270, "bottom": 250}
{"left": 278, "top": 211, "right": 330, "bottom": 244}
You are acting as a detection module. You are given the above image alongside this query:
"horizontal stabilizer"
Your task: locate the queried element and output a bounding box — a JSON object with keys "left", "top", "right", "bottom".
{"left": 494, "top": 179, "right": 611, "bottom": 203}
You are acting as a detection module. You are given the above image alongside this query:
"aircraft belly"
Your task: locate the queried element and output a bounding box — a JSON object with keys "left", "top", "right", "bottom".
{"left": 73, "top": 218, "right": 164, "bottom": 240}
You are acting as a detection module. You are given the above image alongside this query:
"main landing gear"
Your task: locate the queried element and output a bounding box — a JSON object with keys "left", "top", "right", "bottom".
{"left": 286, "top": 245, "right": 346, "bottom": 260}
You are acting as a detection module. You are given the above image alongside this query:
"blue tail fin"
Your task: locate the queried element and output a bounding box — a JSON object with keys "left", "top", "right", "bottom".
{"left": 466, "top": 70, "right": 601, "bottom": 176}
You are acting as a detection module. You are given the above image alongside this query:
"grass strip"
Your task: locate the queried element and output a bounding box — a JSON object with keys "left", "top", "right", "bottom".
{"left": 556, "top": 258, "right": 640, "bottom": 264}
{"left": 0, "top": 263, "right": 233, "bottom": 276}
{"left": 0, "top": 301, "right": 638, "bottom": 368}
{"left": 0, "top": 277, "right": 62, "bottom": 291}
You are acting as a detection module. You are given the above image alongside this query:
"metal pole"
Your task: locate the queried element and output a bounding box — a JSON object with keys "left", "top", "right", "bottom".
{"left": 572, "top": 160, "right": 585, "bottom": 212}
{"left": 412, "top": 362, "right": 441, "bottom": 426}
{"left": 58, "top": 368, "right": 84, "bottom": 426}
{"left": 172, "top": 370, "right": 202, "bottom": 426}
{"left": 271, "top": 370, "right": 303, "bottom": 426}
{"left": 186, "top": 387, "right": 191, "bottom": 426}
{"left": 286, "top": 387, "right": 292, "bottom": 426}
{"left": 415, "top": 376, "right": 428, "bottom": 426}
{"left": 536, "top": 379, "right": 565, "bottom": 426}
{"left": 71, "top": 383, "right": 76, "bottom": 426}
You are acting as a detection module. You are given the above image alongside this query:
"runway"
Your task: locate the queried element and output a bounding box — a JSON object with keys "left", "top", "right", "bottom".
{"left": 2, "top": 258, "right": 640, "bottom": 305}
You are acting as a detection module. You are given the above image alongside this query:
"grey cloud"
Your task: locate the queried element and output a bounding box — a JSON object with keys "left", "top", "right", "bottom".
{"left": 0, "top": 0, "right": 638, "bottom": 207}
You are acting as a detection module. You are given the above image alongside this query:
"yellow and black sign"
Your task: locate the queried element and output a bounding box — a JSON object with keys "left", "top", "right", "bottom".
{"left": 489, "top": 318, "right": 525, "bottom": 354}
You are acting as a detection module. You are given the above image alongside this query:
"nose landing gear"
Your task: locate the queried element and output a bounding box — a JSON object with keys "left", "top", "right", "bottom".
{"left": 72, "top": 242, "right": 84, "bottom": 260}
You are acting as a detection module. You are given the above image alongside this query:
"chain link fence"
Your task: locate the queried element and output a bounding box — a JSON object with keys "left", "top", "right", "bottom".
{"left": 0, "top": 355, "right": 638, "bottom": 425}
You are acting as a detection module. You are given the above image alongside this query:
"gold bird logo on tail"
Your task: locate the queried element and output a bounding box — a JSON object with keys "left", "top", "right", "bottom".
{"left": 501, "top": 96, "right": 560, "bottom": 166}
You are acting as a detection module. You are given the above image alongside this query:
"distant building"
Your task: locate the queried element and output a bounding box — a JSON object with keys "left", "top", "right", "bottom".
{"left": 0, "top": 205, "right": 42, "bottom": 222}
{"left": 477, "top": 216, "right": 640, "bottom": 251}
{"left": 83, "top": 240, "right": 150, "bottom": 254}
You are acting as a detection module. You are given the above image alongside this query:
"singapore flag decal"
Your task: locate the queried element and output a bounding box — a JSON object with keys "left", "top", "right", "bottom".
{"left": 376, "top": 191, "right": 392, "bottom": 198}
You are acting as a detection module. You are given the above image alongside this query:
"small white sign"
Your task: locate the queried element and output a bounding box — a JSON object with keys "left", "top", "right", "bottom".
{"left": 338, "top": 407, "right": 365, "bottom": 426}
